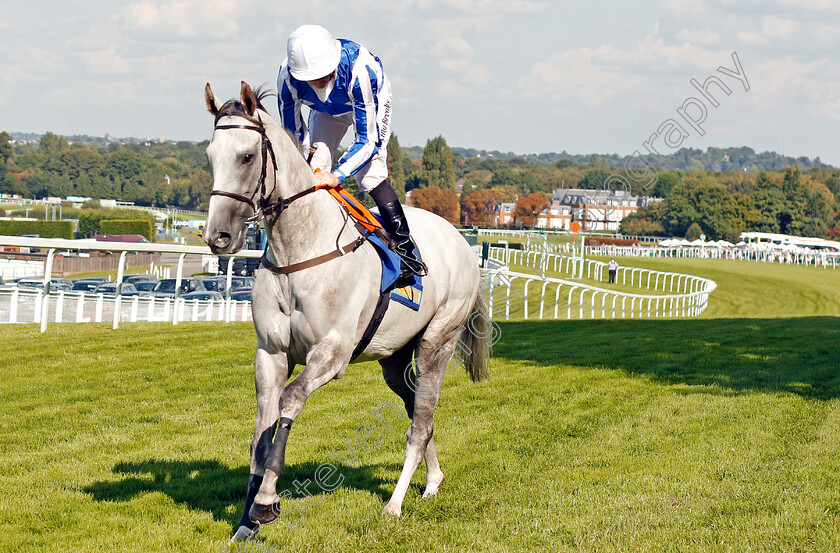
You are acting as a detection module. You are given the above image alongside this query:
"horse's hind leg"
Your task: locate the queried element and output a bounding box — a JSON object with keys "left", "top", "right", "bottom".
{"left": 380, "top": 336, "right": 445, "bottom": 499}
{"left": 383, "top": 330, "right": 458, "bottom": 516}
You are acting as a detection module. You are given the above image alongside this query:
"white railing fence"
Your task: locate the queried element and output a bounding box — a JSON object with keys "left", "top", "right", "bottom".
{"left": 0, "top": 235, "right": 260, "bottom": 332}
{"left": 1, "top": 287, "right": 252, "bottom": 326}
{"left": 489, "top": 246, "right": 710, "bottom": 295}
{"left": 1, "top": 233, "right": 719, "bottom": 331}
{"left": 481, "top": 246, "right": 717, "bottom": 321}
{"left": 586, "top": 243, "right": 840, "bottom": 269}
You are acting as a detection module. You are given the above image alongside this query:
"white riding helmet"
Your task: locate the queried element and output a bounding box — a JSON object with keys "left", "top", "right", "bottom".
{"left": 287, "top": 25, "right": 341, "bottom": 81}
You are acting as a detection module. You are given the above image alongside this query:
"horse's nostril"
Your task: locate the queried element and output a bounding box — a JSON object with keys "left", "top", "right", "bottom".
{"left": 215, "top": 232, "right": 231, "bottom": 248}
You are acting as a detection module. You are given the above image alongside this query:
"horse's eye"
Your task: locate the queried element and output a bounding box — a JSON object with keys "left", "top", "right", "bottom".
{"left": 242, "top": 153, "right": 255, "bottom": 164}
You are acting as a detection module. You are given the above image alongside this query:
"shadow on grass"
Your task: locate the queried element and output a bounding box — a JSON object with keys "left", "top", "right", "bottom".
{"left": 83, "top": 458, "right": 398, "bottom": 529}
{"left": 493, "top": 316, "right": 840, "bottom": 400}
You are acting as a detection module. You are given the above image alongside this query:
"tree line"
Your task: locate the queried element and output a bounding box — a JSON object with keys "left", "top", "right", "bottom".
{"left": 0, "top": 131, "right": 210, "bottom": 210}
{"left": 619, "top": 166, "right": 839, "bottom": 240}
{"left": 3, "top": 130, "right": 839, "bottom": 239}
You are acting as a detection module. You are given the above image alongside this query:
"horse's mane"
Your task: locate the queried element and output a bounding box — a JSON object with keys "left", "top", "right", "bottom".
{"left": 213, "top": 84, "right": 276, "bottom": 125}
{"left": 212, "top": 83, "right": 306, "bottom": 157}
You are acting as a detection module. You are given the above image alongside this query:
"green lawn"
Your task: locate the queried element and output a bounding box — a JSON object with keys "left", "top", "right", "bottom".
{"left": 585, "top": 255, "right": 840, "bottom": 319}
{"left": 1, "top": 258, "right": 839, "bottom": 552}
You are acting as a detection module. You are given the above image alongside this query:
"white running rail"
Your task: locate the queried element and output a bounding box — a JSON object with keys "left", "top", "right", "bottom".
{"left": 0, "top": 235, "right": 261, "bottom": 333}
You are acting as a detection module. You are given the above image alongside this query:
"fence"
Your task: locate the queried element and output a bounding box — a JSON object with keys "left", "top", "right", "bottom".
{"left": 0, "top": 287, "right": 252, "bottom": 326}
{"left": 482, "top": 246, "right": 717, "bottom": 320}
{"left": 468, "top": 227, "right": 840, "bottom": 270}
{"left": 586, "top": 243, "right": 840, "bottom": 269}
{"left": 0, "top": 235, "right": 261, "bottom": 332}
{"left": 0, "top": 233, "right": 718, "bottom": 332}
{"left": 0, "top": 252, "right": 160, "bottom": 279}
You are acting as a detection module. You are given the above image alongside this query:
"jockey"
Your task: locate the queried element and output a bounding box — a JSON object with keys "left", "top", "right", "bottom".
{"left": 277, "top": 24, "right": 427, "bottom": 283}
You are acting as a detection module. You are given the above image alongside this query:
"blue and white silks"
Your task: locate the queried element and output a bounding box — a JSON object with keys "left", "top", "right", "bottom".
{"left": 277, "top": 39, "right": 391, "bottom": 185}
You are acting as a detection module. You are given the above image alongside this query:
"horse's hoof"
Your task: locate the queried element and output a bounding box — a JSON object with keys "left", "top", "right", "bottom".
{"left": 382, "top": 502, "right": 402, "bottom": 517}
{"left": 249, "top": 502, "right": 279, "bottom": 526}
{"left": 229, "top": 525, "right": 259, "bottom": 543}
{"left": 422, "top": 473, "right": 444, "bottom": 498}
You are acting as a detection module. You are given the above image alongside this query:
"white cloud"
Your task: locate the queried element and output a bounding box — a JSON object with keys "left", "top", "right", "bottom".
{"left": 441, "top": 0, "right": 552, "bottom": 13}
{"left": 526, "top": 46, "right": 645, "bottom": 114}
{"left": 598, "top": 26, "right": 727, "bottom": 71}
{"left": 800, "top": 21, "right": 840, "bottom": 47}
{"left": 747, "top": 56, "right": 840, "bottom": 121}
{"left": 119, "top": 0, "right": 241, "bottom": 40}
{"left": 355, "top": 0, "right": 554, "bottom": 14}
{"left": 429, "top": 35, "right": 475, "bottom": 60}
{"left": 777, "top": 0, "right": 840, "bottom": 12}
{"left": 78, "top": 48, "right": 132, "bottom": 76}
{"left": 761, "top": 15, "right": 796, "bottom": 39}
{"left": 674, "top": 28, "right": 721, "bottom": 46}
{"left": 737, "top": 31, "right": 769, "bottom": 46}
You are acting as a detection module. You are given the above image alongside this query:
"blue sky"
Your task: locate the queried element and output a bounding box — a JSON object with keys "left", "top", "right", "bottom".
{"left": 2, "top": 0, "right": 839, "bottom": 164}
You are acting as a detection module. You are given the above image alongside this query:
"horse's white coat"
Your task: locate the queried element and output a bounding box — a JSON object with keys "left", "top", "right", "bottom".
{"left": 203, "top": 83, "right": 482, "bottom": 537}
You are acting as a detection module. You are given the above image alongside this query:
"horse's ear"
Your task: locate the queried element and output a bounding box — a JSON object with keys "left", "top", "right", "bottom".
{"left": 241, "top": 81, "right": 258, "bottom": 116}
{"left": 205, "top": 83, "right": 220, "bottom": 117}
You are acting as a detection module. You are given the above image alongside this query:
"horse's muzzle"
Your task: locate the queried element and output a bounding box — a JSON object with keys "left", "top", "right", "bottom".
{"left": 204, "top": 228, "right": 233, "bottom": 254}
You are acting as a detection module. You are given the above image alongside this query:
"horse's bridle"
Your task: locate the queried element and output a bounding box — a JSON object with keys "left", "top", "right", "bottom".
{"left": 208, "top": 115, "right": 371, "bottom": 274}
{"left": 210, "top": 116, "right": 321, "bottom": 222}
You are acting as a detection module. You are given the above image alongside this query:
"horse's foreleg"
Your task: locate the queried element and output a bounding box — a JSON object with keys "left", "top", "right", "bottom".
{"left": 232, "top": 347, "right": 289, "bottom": 539}
{"left": 250, "top": 338, "right": 350, "bottom": 525}
{"left": 383, "top": 333, "right": 456, "bottom": 517}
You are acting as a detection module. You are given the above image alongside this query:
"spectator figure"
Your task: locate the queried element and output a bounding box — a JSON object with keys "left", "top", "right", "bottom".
{"left": 607, "top": 258, "right": 618, "bottom": 283}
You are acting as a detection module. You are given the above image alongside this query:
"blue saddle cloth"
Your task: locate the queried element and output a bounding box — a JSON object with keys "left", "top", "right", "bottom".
{"left": 366, "top": 230, "right": 423, "bottom": 311}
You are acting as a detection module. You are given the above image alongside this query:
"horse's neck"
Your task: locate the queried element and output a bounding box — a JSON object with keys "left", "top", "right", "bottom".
{"left": 262, "top": 126, "right": 355, "bottom": 266}
{"left": 265, "top": 192, "right": 353, "bottom": 266}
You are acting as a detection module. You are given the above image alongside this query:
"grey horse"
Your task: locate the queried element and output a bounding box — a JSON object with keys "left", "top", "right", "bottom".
{"left": 202, "top": 82, "right": 489, "bottom": 541}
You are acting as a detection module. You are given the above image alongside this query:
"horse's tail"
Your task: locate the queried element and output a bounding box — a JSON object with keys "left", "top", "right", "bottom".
{"left": 460, "top": 288, "right": 491, "bottom": 382}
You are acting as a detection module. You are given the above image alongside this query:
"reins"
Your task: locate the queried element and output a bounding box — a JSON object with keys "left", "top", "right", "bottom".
{"left": 210, "top": 116, "right": 385, "bottom": 275}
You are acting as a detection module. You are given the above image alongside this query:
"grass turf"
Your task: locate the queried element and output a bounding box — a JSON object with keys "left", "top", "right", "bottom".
{"left": 1, "top": 258, "right": 839, "bottom": 552}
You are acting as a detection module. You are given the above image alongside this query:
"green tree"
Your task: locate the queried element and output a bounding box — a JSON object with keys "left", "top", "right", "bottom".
{"left": 685, "top": 222, "right": 703, "bottom": 240}
{"left": 39, "top": 132, "right": 68, "bottom": 158}
{"left": 420, "top": 136, "right": 456, "bottom": 190}
{"left": 0, "top": 131, "right": 12, "bottom": 164}
{"left": 659, "top": 175, "right": 734, "bottom": 239}
{"left": 649, "top": 171, "right": 680, "bottom": 198}
{"left": 386, "top": 134, "right": 406, "bottom": 202}
{"left": 752, "top": 172, "right": 785, "bottom": 233}
{"left": 581, "top": 167, "right": 612, "bottom": 190}
{"left": 660, "top": 183, "right": 699, "bottom": 237}
{"left": 796, "top": 178, "right": 834, "bottom": 237}
{"left": 489, "top": 166, "right": 543, "bottom": 194}
{"left": 619, "top": 202, "right": 665, "bottom": 236}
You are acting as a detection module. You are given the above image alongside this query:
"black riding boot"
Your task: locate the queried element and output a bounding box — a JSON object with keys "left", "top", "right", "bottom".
{"left": 370, "top": 182, "right": 428, "bottom": 285}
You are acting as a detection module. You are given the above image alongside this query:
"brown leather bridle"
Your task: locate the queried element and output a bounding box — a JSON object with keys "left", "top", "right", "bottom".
{"left": 209, "top": 116, "right": 284, "bottom": 221}
{"left": 209, "top": 116, "right": 368, "bottom": 274}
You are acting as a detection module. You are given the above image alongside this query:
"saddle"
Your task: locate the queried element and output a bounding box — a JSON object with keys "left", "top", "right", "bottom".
{"left": 259, "top": 184, "right": 423, "bottom": 360}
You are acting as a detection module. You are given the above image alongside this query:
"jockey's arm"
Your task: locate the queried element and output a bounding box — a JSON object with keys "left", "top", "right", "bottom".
{"left": 332, "top": 72, "right": 379, "bottom": 184}
{"left": 277, "top": 69, "right": 310, "bottom": 153}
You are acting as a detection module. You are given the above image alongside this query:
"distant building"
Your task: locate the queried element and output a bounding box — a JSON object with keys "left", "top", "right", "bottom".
{"left": 488, "top": 202, "right": 515, "bottom": 227}
{"left": 535, "top": 188, "right": 661, "bottom": 231}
